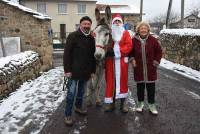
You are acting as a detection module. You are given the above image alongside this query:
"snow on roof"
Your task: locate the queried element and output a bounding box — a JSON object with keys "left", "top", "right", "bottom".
{"left": 160, "top": 29, "right": 200, "bottom": 36}
{"left": 97, "top": 0, "right": 129, "bottom": 5}
{"left": 100, "top": 5, "right": 140, "bottom": 14}
{"left": 1, "top": 0, "right": 51, "bottom": 20}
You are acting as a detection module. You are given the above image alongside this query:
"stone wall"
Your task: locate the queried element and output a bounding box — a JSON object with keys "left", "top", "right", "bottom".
{"left": 0, "top": 51, "right": 41, "bottom": 99}
{"left": 160, "top": 33, "right": 200, "bottom": 71}
{"left": 0, "top": 1, "right": 53, "bottom": 72}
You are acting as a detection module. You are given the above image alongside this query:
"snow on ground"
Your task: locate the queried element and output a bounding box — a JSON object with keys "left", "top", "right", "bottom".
{"left": 160, "top": 28, "right": 200, "bottom": 36}
{"left": 160, "top": 58, "right": 200, "bottom": 82}
{"left": 53, "top": 39, "right": 61, "bottom": 44}
{"left": 0, "top": 57, "right": 199, "bottom": 133}
{"left": 128, "top": 91, "right": 136, "bottom": 112}
{"left": 0, "top": 67, "right": 65, "bottom": 134}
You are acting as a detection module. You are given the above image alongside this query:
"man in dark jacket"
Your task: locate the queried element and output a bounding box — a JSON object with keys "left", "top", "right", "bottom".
{"left": 63, "top": 16, "right": 96, "bottom": 126}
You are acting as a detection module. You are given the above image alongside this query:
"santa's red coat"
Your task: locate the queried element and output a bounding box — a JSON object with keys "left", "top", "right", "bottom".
{"left": 104, "top": 30, "right": 133, "bottom": 103}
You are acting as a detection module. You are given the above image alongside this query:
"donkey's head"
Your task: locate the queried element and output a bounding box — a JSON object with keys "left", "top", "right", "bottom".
{"left": 93, "top": 6, "right": 112, "bottom": 60}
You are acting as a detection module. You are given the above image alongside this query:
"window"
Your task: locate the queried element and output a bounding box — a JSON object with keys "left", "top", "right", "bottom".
{"left": 37, "top": 2, "right": 46, "bottom": 14}
{"left": 188, "top": 19, "right": 195, "bottom": 22}
{"left": 77, "top": 3, "right": 86, "bottom": 14}
{"left": 58, "top": 3, "right": 67, "bottom": 14}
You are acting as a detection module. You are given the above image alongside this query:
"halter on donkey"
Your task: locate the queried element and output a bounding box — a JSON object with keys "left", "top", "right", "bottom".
{"left": 93, "top": 6, "right": 112, "bottom": 60}
{"left": 85, "top": 6, "right": 113, "bottom": 106}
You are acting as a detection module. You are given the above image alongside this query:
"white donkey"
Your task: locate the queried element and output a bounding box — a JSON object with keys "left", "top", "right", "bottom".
{"left": 85, "top": 6, "right": 112, "bottom": 107}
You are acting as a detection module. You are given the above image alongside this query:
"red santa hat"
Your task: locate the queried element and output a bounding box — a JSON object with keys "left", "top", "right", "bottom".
{"left": 112, "top": 13, "right": 123, "bottom": 24}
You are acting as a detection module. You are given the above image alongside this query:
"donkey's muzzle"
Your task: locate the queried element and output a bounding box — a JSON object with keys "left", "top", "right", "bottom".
{"left": 94, "top": 53, "right": 103, "bottom": 60}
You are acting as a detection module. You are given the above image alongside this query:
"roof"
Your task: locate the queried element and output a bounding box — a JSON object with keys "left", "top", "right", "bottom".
{"left": 1, "top": 0, "right": 51, "bottom": 20}
{"left": 97, "top": 0, "right": 129, "bottom": 6}
{"left": 184, "top": 14, "right": 200, "bottom": 19}
{"left": 100, "top": 5, "right": 140, "bottom": 14}
{"left": 171, "top": 14, "right": 200, "bottom": 25}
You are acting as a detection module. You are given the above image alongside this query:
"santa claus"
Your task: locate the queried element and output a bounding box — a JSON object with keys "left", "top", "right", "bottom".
{"left": 104, "top": 13, "right": 133, "bottom": 113}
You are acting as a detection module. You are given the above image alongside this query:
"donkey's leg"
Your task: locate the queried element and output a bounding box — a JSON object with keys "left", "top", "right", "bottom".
{"left": 95, "top": 65, "right": 104, "bottom": 106}
{"left": 85, "top": 79, "right": 93, "bottom": 107}
{"left": 95, "top": 76, "right": 103, "bottom": 106}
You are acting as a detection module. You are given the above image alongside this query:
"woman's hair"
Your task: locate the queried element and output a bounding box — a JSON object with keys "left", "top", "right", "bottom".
{"left": 136, "top": 22, "right": 151, "bottom": 33}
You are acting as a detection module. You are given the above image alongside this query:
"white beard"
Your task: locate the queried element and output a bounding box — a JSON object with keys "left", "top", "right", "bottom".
{"left": 112, "top": 25, "right": 125, "bottom": 42}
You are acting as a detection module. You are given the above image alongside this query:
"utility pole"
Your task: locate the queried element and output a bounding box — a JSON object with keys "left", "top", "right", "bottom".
{"left": 166, "top": 0, "right": 173, "bottom": 28}
{"left": 140, "top": 0, "right": 143, "bottom": 21}
{"left": 181, "top": 0, "right": 185, "bottom": 28}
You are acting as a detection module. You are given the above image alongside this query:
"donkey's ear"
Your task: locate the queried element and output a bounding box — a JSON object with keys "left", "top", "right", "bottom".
{"left": 95, "top": 8, "right": 101, "bottom": 22}
{"left": 105, "top": 6, "right": 112, "bottom": 24}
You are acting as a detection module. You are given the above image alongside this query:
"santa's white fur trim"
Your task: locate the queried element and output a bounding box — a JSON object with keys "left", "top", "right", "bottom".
{"left": 115, "top": 92, "right": 128, "bottom": 99}
{"left": 104, "top": 98, "right": 113, "bottom": 103}
{"left": 112, "top": 17, "right": 123, "bottom": 24}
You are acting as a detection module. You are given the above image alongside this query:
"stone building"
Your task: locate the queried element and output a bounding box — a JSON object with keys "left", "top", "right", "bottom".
{"left": 0, "top": 0, "right": 53, "bottom": 71}
{"left": 96, "top": 0, "right": 141, "bottom": 31}
{"left": 170, "top": 14, "right": 200, "bottom": 29}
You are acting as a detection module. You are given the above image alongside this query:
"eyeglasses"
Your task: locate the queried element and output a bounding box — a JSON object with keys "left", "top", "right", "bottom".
{"left": 114, "top": 20, "right": 122, "bottom": 23}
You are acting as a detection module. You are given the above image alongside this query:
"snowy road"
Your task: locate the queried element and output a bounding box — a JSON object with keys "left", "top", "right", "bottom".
{"left": 41, "top": 66, "right": 200, "bottom": 134}
{"left": 0, "top": 60, "right": 200, "bottom": 134}
{"left": 0, "top": 67, "right": 65, "bottom": 134}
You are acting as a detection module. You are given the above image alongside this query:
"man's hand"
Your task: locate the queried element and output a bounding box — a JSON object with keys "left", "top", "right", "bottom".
{"left": 65, "top": 72, "right": 72, "bottom": 78}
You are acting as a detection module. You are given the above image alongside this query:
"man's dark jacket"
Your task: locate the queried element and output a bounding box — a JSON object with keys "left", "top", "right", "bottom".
{"left": 63, "top": 29, "right": 96, "bottom": 80}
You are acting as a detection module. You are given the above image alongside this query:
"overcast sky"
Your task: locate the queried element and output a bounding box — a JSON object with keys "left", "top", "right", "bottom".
{"left": 124, "top": 0, "right": 200, "bottom": 21}
{"left": 98, "top": 0, "right": 200, "bottom": 21}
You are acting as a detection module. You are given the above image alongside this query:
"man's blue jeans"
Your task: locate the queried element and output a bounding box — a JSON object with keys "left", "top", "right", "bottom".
{"left": 65, "top": 79, "right": 87, "bottom": 117}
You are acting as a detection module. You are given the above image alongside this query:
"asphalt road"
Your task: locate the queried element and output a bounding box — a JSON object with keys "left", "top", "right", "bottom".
{"left": 40, "top": 66, "right": 200, "bottom": 134}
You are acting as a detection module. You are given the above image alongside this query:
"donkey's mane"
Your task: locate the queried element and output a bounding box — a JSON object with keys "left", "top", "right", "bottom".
{"left": 97, "top": 18, "right": 110, "bottom": 29}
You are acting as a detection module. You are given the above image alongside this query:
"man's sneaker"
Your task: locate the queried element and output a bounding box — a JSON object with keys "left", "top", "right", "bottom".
{"left": 136, "top": 101, "right": 144, "bottom": 112}
{"left": 64, "top": 116, "right": 73, "bottom": 126}
{"left": 149, "top": 104, "right": 158, "bottom": 115}
{"left": 74, "top": 107, "right": 87, "bottom": 116}
{"left": 104, "top": 103, "right": 115, "bottom": 112}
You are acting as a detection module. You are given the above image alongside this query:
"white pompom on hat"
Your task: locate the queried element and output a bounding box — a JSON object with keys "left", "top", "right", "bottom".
{"left": 112, "top": 13, "right": 123, "bottom": 24}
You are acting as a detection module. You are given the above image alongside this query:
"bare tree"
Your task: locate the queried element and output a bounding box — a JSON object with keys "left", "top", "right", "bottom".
{"left": 149, "top": 11, "right": 180, "bottom": 34}
{"left": 151, "top": 11, "right": 180, "bottom": 24}
{"left": 187, "top": 1, "right": 200, "bottom": 16}
{"left": 190, "top": 8, "right": 200, "bottom": 16}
